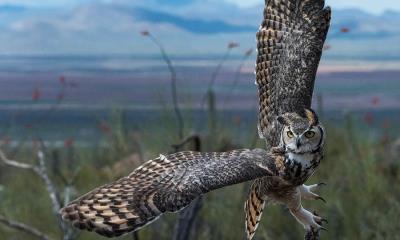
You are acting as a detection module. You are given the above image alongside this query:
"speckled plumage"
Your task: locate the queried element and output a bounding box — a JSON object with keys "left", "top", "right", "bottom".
{"left": 60, "top": 0, "right": 331, "bottom": 239}
{"left": 246, "top": 0, "right": 331, "bottom": 239}
{"left": 60, "top": 149, "right": 290, "bottom": 237}
{"left": 256, "top": 0, "right": 331, "bottom": 146}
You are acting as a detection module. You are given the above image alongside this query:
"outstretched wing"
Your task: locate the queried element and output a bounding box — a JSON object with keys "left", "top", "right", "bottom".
{"left": 256, "top": 0, "right": 331, "bottom": 139}
{"left": 60, "top": 149, "right": 280, "bottom": 237}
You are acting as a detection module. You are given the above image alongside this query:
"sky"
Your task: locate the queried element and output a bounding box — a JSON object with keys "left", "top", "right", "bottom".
{"left": 227, "top": 0, "right": 400, "bottom": 14}
{"left": 0, "top": 0, "right": 398, "bottom": 14}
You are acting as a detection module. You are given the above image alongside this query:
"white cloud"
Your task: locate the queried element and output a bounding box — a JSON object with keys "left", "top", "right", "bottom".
{"left": 0, "top": 0, "right": 96, "bottom": 7}
{"left": 326, "top": 0, "right": 400, "bottom": 14}
{"left": 224, "top": 0, "right": 400, "bottom": 14}
{"left": 1, "top": 0, "right": 399, "bottom": 14}
{"left": 224, "top": 0, "right": 261, "bottom": 8}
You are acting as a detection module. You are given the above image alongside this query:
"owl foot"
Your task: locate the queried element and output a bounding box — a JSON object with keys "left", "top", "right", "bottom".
{"left": 304, "top": 211, "right": 327, "bottom": 240}
{"left": 300, "top": 183, "right": 326, "bottom": 203}
{"left": 290, "top": 207, "right": 327, "bottom": 232}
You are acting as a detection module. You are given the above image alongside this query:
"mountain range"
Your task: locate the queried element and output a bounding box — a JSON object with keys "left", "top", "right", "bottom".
{"left": 0, "top": 0, "right": 399, "bottom": 60}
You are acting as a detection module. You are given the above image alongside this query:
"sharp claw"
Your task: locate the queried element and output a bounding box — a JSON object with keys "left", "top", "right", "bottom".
{"left": 317, "top": 196, "right": 327, "bottom": 203}
{"left": 318, "top": 182, "right": 327, "bottom": 186}
{"left": 320, "top": 227, "right": 328, "bottom": 232}
{"left": 321, "top": 218, "right": 328, "bottom": 223}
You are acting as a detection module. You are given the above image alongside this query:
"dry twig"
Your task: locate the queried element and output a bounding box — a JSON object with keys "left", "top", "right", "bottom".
{"left": 0, "top": 214, "right": 52, "bottom": 240}
{"left": 0, "top": 145, "right": 75, "bottom": 240}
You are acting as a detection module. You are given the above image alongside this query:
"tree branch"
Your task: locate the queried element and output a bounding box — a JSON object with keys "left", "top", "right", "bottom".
{"left": 0, "top": 149, "right": 36, "bottom": 170}
{"left": 0, "top": 214, "right": 52, "bottom": 240}
{"left": 172, "top": 135, "right": 203, "bottom": 240}
{"left": 0, "top": 146, "right": 74, "bottom": 240}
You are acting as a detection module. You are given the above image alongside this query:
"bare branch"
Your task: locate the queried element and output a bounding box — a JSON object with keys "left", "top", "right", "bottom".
{"left": 0, "top": 149, "right": 36, "bottom": 170}
{"left": 35, "top": 143, "right": 76, "bottom": 240}
{"left": 0, "top": 147, "right": 74, "bottom": 240}
{"left": 172, "top": 135, "right": 203, "bottom": 240}
{"left": 36, "top": 149, "right": 62, "bottom": 217}
{"left": 0, "top": 214, "right": 52, "bottom": 240}
{"left": 172, "top": 197, "right": 203, "bottom": 240}
{"left": 171, "top": 135, "right": 201, "bottom": 153}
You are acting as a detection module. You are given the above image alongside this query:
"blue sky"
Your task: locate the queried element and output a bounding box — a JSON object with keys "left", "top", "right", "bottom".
{"left": 0, "top": 0, "right": 399, "bottom": 14}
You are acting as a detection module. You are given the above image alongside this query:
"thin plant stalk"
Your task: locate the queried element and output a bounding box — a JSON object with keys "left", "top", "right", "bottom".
{"left": 201, "top": 42, "right": 239, "bottom": 108}
{"left": 223, "top": 48, "right": 254, "bottom": 108}
{"left": 142, "top": 32, "right": 184, "bottom": 139}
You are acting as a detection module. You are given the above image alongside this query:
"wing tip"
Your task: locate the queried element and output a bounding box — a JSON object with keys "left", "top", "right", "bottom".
{"left": 60, "top": 203, "right": 126, "bottom": 238}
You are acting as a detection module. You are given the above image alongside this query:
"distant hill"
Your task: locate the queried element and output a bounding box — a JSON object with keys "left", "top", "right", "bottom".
{"left": 0, "top": 1, "right": 398, "bottom": 60}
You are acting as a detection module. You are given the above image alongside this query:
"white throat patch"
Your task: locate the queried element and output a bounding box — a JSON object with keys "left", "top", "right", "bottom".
{"left": 288, "top": 152, "right": 313, "bottom": 168}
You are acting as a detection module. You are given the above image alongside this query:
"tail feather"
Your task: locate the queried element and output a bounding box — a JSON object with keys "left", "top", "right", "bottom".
{"left": 245, "top": 182, "right": 266, "bottom": 240}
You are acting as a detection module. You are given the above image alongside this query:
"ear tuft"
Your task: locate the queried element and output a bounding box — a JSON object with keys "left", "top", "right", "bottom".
{"left": 277, "top": 116, "right": 287, "bottom": 125}
{"left": 304, "top": 108, "right": 319, "bottom": 126}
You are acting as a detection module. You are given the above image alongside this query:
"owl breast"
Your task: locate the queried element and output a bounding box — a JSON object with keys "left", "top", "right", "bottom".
{"left": 288, "top": 151, "right": 323, "bottom": 186}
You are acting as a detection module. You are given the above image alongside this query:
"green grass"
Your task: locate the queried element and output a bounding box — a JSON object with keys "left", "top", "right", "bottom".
{"left": 0, "top": 109, "right": 399, "bottom": 240}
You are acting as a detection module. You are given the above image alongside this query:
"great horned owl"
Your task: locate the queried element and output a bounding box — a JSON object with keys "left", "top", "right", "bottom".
{"left": 60, "top": 0, "right": 331, "bottom": 239}
{"left": 245, "top": 0, "right": 331, "bottom": 238}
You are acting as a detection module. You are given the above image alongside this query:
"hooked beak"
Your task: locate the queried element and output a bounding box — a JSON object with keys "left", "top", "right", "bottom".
{"left": 296, "top": 138, "right": 301, "bottom": 148}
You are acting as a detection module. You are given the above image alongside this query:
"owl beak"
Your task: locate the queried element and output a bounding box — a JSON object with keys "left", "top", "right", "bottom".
{"left": 296, "top": 138, "right": 301, "bottom": 148}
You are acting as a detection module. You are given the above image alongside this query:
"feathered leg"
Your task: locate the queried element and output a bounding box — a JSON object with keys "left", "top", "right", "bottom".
{"left": 244, "top": 181, "right": 266, "bottom": 240}
{"left": 286, "top": 187, "right": 327, "bottom": 240}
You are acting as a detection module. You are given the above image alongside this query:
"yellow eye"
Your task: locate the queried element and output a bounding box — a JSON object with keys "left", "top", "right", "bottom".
{"left": 304, "top": 131, "right": 315, "bottom": 138}
{"left": 287, "top": 131, "right": 294, "bottom": 138}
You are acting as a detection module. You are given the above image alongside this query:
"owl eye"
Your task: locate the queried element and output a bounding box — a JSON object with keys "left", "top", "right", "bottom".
{"left": 287, "top": 131, "right": 294, "bottom": 138}
{"left": 304, "top": 131, "right": 315, "bottom": 138}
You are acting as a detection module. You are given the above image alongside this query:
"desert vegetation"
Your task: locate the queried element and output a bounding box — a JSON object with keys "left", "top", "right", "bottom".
{"left": 0, "top": 32, "right": 399, "bottom": 240}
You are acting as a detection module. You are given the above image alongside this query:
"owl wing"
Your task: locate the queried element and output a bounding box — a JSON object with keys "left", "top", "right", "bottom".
{"left": 60, "top": 148, "right": 282, "bottom": 237}
{"left": 256, "top": 0, "right": 331, "bottom": 139}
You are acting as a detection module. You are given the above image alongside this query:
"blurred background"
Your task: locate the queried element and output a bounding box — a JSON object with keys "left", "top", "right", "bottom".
{"left": 0, "top": 0, "right": 399, "bottom": 239}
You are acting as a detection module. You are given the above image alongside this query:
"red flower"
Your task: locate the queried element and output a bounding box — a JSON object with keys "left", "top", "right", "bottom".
{"left": 32, "top": 88, "right": 41, "bottom": 101}
{"left": 59, "top": 76, "right": 66, "bottom": 85}
{"left": 228, "top": 42, "right": 239, "bottom": 49}
{"left": 364, "top": 112, "right": 374, "bottom": 125}
{"left": 382, "top": 120, "right": 391, "bottom": 129}
{"left": 140, "top": 30, "right": 150, "bottom": 36}
{"left": 99, "top": 122, "right": 112, "bottom": 133}
{"left": 245, "top": 48, "right": 253, "bottom": 56}
{"left": 1, "top": 136, "right": 11, "bottom": 146}
{"left": 340, "top": 27, "right": 350, "bottom": 33}
{"left": 380, "top": 134, "right": 390, "bottom": 145}
{"left": 233, "top": 116, "right": 241, "bottom": 126}
{"left": 64, "top": 138, "right": 74, "bottom": 148}
{"left": 371, "top": 96, "right": 380, "bottom": 106}
{"left": 57, "top": 93, "right": 65, "bottom": 101}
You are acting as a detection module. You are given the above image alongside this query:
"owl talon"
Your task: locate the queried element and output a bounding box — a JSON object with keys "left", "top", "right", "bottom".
{"left": 317, "top": 196, "right": 326, "bottom": 203}
{"left": 291, "top": 207, "right": 327, "bottom": 232}
{"left": 300, "top": 184, "right": 326, "bottom": 203}
{"left": 318, "top": 182, "right": 327, "bottom": 187}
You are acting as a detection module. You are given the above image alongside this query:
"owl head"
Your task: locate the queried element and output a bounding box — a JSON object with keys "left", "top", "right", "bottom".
{"left": 277, "top": 108, "right": 325, "bottom": 154}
